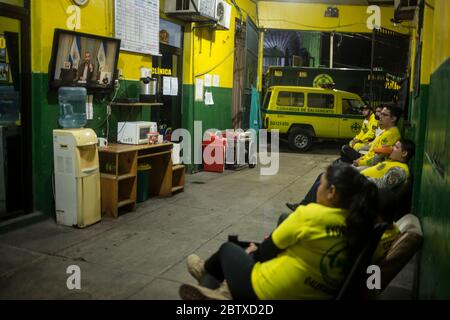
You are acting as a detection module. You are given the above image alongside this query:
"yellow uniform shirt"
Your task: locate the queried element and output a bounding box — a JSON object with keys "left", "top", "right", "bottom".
{"left": 352, "top": 113, "right": 378, "bottom": 150}
{"left": 373, "top": 224, "right": 401, "bottom": 264}
{"left": 358, "top": 126, "right": 401, "bottom": 166}
{"left": 251, "top": 203, "right": 348, "bottom": 300}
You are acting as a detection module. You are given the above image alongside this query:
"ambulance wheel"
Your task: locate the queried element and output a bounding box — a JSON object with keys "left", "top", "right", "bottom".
{"left": 288, "top": 129, "right": 312, "bottom": 152}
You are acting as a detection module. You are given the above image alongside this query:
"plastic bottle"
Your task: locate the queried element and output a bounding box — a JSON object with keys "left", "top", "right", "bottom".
{"left": 58, "top": 87, "right": 87, "bottom": 128}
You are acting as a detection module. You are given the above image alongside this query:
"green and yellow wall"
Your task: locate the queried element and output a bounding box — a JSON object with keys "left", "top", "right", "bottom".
{"left": 258, "top": 1, "right": 403, "bottom": 33}
{"left": 30, "top": 0, "right": 156, "bottom": 216}
{"left": 28, "top": 0, "right": 258, "bottom": 215}
{"left": 406, "top": 0, "right": 450, "bottom": 299}
{"left": 181, "top": 0, "right": 258, "bottom": 153}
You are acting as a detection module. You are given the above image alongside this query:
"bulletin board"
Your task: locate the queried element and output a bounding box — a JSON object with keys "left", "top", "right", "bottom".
{"left": 114, "top": 0, "right": 160, "bottom": 56}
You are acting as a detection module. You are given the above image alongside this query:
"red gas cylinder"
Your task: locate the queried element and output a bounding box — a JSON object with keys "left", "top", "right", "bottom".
{"left": 202, "top": 132, "right": 227, "bottom": 173}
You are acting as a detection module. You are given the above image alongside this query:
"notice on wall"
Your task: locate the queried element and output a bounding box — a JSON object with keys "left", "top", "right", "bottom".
{"left": 213, "top": 75, "right": 220, "bottom": 87}
{"left": 205, "top": 91, "right": 214, "bottom": 105}
{"left": 204, "top": 74, "right": 212, "bottom": 87}
{"left": 195, "top": 78, "right": 204, "bottom": 101}
{"left": 170, "top": 77, "right": 178, "bottom": 96}
{"left": 115, "top": 0, "right": 159, "bottom": 56}
{"left": 163, "top": 76, "right": 171, "bottom": 96}
{"left": 162, "top": 76, "right": 179, "bottom": 96}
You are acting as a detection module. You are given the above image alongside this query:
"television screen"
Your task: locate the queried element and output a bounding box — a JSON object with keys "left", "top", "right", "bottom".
{"left": 49, "top": 29, "right": 121, "bottom": 93}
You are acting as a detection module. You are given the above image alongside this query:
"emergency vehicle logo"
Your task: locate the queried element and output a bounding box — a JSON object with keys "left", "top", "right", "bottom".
{"left": 351, "top": 122, "right": 362, "bottom": 133}
{"left": 313, "top": 74, "right": 334, "bottom": 88}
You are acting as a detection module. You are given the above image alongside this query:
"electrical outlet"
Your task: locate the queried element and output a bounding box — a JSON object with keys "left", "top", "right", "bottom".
{"left": 118, "top": 68, "right": 123, "bottom": 78}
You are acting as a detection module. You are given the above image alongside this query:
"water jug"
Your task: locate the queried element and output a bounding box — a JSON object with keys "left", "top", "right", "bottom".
{"left": 58, "top": 87, "right": 87, "bottom": 128}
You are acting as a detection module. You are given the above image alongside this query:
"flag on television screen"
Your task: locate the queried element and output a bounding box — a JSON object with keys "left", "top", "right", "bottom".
{"left": 69, "top": 36, "right": 80, "bottom": 70}
{"left": 97, "top": 42, "right": 106, "bottom": 72}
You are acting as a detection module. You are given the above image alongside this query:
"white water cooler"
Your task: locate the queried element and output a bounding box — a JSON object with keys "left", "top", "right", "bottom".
{"left": 53, "top": 128, "right": 101, "bottom": 227}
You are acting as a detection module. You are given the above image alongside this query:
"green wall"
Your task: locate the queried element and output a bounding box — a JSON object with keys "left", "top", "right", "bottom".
{"left": 31, "top": 73, "right": 150, "bottom": 216}
{"left": 405, "top": 86, "right": 429, "bottom": 213}
{"left": 416, "top": 58, "right": 450, "bottom": 299}
{"left": 182, "top": 84, "right": 232, "bottom": 172}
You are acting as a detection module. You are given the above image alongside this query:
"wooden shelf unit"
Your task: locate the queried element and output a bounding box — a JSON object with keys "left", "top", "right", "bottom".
{"left": 98, "top": 143, "right": 174, "bottom": 218}
{"left": 99, "top": 148, "right": 137, "bottom": 218}
{"left": 172, "top": 164, "right": 185, "bottom": 194}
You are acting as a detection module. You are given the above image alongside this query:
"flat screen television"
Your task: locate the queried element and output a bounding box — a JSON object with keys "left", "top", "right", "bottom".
{"left": 49, "top": 28, "right": 121, "bottom": 93}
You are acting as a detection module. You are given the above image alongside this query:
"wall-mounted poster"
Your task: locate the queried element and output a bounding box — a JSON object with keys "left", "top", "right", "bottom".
{"left": 0, "top": 35, "right": 6, "bottom": 62}
{"left": 0, "top": 48, "right": 6, "bottom": 62}
{"left": 0, "top": 63, "right": 9, "bottom": 82}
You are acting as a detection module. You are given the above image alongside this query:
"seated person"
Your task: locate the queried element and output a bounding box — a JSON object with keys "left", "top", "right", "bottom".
{"left": 348, "top": 105, "right": 378, "bottom": 152}
{"left": 339, "top": 103, "right": 402, "bottom": 167}
{"left": 286, "top": 139, "right": 415, "bottom": 212}
{"left": 179, "top": 164, "right": 380, "bottom": 300}
{"left": 352, "top": 105, "right": 383, "bottom": 153}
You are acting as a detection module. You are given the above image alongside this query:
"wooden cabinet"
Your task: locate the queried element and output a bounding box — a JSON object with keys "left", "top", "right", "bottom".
{"left": 172, "top": 165, "right": 185, "bottom": 194}
{"left": 98, "top": 143, "right": 175, "bottom": 218}
{"left": 99, "top": 148, "right": 137, "bottom": 217}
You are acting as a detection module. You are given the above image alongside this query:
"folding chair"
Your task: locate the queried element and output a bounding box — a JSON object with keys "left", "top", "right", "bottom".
{"left": 364, "top": 214, "right": 423, "bottom": 299}
{"left": 335, "top": 223, "right": 389, "bottom": 300}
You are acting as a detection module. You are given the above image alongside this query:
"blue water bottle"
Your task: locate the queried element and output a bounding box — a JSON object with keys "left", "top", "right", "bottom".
{"left": 58, "top": 87, "right": 87, "bottom": 128}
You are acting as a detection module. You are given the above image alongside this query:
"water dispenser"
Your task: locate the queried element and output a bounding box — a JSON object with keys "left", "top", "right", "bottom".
{"left": 58, "top": 87, "right": 87, "bottom": 128}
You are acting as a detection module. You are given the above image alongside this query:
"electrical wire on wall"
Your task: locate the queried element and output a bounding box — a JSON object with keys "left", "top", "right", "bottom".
{"left": 259, "top": 19, "right": 412, "bottom": 33}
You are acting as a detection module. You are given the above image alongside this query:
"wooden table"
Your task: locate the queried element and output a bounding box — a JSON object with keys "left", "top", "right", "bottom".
{"left": 98, "top": 142, "right": 174, "bottom": 218}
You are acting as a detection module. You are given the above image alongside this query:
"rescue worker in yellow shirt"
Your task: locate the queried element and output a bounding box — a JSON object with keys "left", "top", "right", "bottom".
{"left": 339, "top": 103, "right": 402, "bottom": 167}
{"left": 348, "top": 104, "right": 378, "bottom": 151}
{"left": 286, "top": 139, "right": 415, "bottom": 213}
{"left": 179, "top": 164, "right": 381, "bottom": 300}
{"left": 361, "top": 139, "right": 414, "bottom": 192}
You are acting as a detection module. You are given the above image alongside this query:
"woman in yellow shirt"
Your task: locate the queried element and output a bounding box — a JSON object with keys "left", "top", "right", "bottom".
{"left": 179, "top": 164, "right": 380, "bottom": 300}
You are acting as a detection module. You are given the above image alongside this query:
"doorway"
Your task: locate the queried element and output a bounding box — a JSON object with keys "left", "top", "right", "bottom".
{"left": 0, "top": 1, "right": 32, "bottom": 219}
{"left": 231, "top": 19, "right": 245, "bottom": 129}
{"left": 151, "top": 43, "right": 183, "bottom": 133}
{"left": 231, "top": 18, "right": 259, "bottom": 129}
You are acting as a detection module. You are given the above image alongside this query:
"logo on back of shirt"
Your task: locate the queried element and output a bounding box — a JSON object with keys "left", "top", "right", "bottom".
{"left": 320, "top": 240, "right": 347, "bottom": 288}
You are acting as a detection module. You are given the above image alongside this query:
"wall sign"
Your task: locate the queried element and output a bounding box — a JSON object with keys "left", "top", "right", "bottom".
{"left": 115, "top": 0, "right": 159, "bottom": 56}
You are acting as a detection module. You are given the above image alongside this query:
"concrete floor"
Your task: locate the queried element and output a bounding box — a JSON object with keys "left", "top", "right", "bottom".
{"left": 0, "top": 142, "right": 415, "bottom": 299}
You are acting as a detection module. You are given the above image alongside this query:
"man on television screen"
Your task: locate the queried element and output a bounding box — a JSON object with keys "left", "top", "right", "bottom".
{"left": 76, "top": 51, "right": 94, "bottom": 83}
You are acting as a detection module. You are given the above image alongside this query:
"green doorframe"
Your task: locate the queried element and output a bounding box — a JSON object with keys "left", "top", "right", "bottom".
{"left": 242, "top": 17, "right": 259, "bottom": 129}
{"left": 0, "top": 0, "right": 32, "bottom": 214}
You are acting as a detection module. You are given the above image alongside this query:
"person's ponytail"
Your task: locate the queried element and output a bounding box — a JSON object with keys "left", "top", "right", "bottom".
{"left": 325, "top": 164, "right": 379, "bottom": 267}
{"left": 345, "top": 175, "right": 379, "bottom": 263}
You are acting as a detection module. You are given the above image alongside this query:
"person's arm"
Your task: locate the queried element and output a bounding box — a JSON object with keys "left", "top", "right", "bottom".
{"left": 367, "top": 167, "right": 407, "bottom": 191}
{"left": 252, "top": 208, "right": 309, "bottom": 262}
{"left": 358, "top": 122, "right": 376, "bottom": 143}
{"left": 251, "top": 234, "right": 283, "bottom": 262}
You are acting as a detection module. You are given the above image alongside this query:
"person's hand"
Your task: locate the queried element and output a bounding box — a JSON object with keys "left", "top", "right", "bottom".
{"left": 353, "top": 159, "right": 360, "bottom": 166}
{"left": 245, "top": 243, "right": 258, "bottom": 255}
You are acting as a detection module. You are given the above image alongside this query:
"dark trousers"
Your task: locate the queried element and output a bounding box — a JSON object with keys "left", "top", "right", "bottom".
{"left": 204, "top": 242, "right": 259, "bottom": 300}
{"left": 300, "top": 173, "right": 322, "bottom": 205}
{"left": 280, "top": 173, "right": 322, "bottom": 225}
{"left": 339, "top": 145, "right": 362, "bottom": 164}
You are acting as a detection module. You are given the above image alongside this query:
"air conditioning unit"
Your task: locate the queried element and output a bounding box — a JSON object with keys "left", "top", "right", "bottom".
{"left": 164, "top": 0, "right": 217, "bottom": 22}
{"left": 215, "top": 0, "right": 231, "bottom": 30}
{"left": 393, "top": 0, "right": 418, "bottom": 22}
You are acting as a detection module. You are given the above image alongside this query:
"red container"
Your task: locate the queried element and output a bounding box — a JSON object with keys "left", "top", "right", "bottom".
{"left": 202, "top": 133, "right": 227, "bottom": 173}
